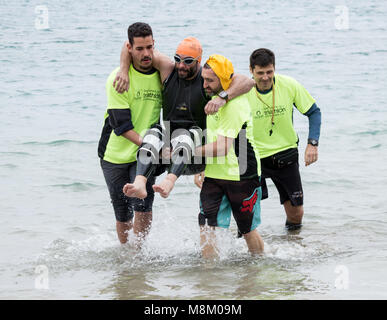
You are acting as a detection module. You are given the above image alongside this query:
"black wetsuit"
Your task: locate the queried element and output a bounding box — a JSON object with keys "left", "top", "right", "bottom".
{"left": 137, "top": 67, "right": 209, "bottom": 177}
{"left": 162, "top": 66, "right": 209, "bottom": 132}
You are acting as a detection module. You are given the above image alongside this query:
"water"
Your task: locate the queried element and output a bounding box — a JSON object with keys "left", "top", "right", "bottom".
{"left": 1, "top": 0, "right": 387, "bottom": 300}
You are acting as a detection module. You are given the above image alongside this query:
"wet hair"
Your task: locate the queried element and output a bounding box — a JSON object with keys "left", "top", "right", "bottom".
{"left": 127, "top": 22, "right": 153, "bottom": 45}
{"left": 249, "top": 48, "right": 275, "bottom": 69}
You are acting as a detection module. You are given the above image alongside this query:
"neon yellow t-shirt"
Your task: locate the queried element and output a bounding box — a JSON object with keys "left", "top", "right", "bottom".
{"left": 102, "top": 65, "right": 162, "bottom": 164}
{"left": 246, "top": 74, "right": 315, "bottom": 158}
{"left": 204, "top": 94, "right": 261, "bottom": 181}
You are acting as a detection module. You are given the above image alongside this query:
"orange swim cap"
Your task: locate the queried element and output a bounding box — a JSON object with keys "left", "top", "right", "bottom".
{"left": 175, "top": 37, "right": 203, "bottom": 63}
{"left": 205, "top": 54, "right": 234, "bottom": 90}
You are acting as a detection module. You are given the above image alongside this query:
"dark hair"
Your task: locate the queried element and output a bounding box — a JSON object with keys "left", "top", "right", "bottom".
{"left": 249, "top": 48, "right": 275, "bottom": 69}
{"left": 127, "top": 22, "right": 153, "bottom": 45}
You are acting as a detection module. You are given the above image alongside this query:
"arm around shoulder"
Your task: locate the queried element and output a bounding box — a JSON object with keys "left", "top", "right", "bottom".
{"left": 204, "top": 74, "right": 255, "bottom": 115}
{"left": 226, "top": 74, "right": 255, "bottom": 100}
{"left": 113, "top": 41, "right": 131, "bottom": 93}
{"left": 152, "top": 49, "right": 175, "bottom": 83}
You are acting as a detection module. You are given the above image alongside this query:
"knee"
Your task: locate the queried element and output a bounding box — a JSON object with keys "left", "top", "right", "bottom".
{"left": 285, "top": 201, "right": 303, "bottom": 217}
{"left": 135, "top": 211, "right": 153, "bottom": 218}
{"left": 243, "top": 228, "right": 260, "bottom": 240}
{"left": 138, "top": 125, "right": 164, "bottom": 164}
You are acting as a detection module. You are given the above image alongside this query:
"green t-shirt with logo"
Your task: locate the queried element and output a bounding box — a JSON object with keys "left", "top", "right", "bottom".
{"left": 246, "top": 74, "right": 315, "bottom": 159}
{"left": 204, "top": 94, "right": 261, "bottom": 181}
{"left": 102, "top": 65, "right": 162, "bottom": 164}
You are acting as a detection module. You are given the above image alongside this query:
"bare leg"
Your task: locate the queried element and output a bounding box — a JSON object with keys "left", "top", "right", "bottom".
{"left": 116, "top": 220, "right": 133, "bottom": 244}
{"left": 200, "top": 225, "right": 218, "bottom": 260}
{"left": 133, "top": 211, "right": 152, "bottom": 249}
{"left": 122, "top": 175, "right": 148, "bottom": 199}
{"left": 243, "top": 229, "right": 264, "bottom": 255}
{"left": 283, "top": 200, "right": 304, "bottom": 224}
{"left": 152, "top": 173, "right": 178, "bottom": 198}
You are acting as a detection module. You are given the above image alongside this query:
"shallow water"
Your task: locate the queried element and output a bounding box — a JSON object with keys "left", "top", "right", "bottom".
{"left": 1, "top": 0, "right": 387, "bottom": 300}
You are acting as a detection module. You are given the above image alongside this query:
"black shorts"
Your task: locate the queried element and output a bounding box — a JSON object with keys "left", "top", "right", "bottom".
{"left": 198, "top": 177, "right": 262, "bottom": 235}
{"left": 100, "top": 159, "right": 155, "bottom": 222}
{"left": 261, "top": 150, "right": 303, "bottom": 206}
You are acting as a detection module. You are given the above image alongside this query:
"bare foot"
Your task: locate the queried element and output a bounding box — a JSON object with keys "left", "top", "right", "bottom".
{"left": 152, "top": 175, "right": 177, "bottom": 198}
{"left": 122, "top": 176, "right": 148, "bottom": 199}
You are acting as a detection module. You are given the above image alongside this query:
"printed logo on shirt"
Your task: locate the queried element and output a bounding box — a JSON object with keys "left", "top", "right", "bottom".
{"left": 254, "top": 105, "right": 287, "bottom": 119}
{"left": 176, "top": 103, "right": 188, "bottom": 111}
{"left": 134, "top": 89, "right": 162, "bottom": 101}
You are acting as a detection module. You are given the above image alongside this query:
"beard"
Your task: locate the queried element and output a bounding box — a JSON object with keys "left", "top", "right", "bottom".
{"left": 204, "top": 89, "right": 215, "bottom": 97}
{"left": 177, "top": 63, "right": 198, "bottom": 80}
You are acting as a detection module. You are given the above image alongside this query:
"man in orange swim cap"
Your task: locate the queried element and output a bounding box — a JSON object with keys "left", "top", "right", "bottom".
{"left": 114, "top": 32, "right": 255, "bottom": 201}
{"left": 174, "top": 37, "right": 203, "bottom": 79}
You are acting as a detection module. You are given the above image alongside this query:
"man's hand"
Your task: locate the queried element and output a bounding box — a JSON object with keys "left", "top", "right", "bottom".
{"left": 204, "top": 97, "right": 226, "bottom": 115}
{"left": 194, "top": 171, "right": 205, "bottom": 189}
{"left": 113, "top": 69, "right": 129, "bottom": 93}
{"left": 304, "top": 144, "right": 318, "bottom": 166}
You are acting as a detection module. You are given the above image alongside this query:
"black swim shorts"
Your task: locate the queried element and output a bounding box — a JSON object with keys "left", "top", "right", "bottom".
{"left": 198, "top": 177, "right": 262, "bottom": 235}
{"left": 100, "top": 159, "right": 155, "bottom": 222}
{"left": 260, "top": 149, "right": 304, "bottom": 206}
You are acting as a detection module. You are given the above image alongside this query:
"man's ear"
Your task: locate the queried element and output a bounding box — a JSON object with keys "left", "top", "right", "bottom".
{"left": 126, "top": 40, "right": 131, "bottom": 53}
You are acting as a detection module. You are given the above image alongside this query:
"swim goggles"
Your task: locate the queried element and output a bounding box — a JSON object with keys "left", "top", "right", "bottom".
{"left": 174, "top": 54, "right": 199, "bottom": 65}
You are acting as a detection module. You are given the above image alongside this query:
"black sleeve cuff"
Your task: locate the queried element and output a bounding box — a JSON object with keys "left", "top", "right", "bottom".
{"left": 114, "top": 122, "right": 134, "bottom": 136}
{"left": 107, "top": 108, "right": 134, "bottom": 136}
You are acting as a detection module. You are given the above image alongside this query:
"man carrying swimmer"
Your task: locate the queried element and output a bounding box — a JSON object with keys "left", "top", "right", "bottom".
{"left": 98, "top": 22, "right": 162, "bottom": 245}
{"left": 195, "top": 54, "right": 264, "bottom": 258}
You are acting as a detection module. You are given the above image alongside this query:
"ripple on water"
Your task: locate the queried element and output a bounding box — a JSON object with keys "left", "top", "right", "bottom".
{"left": 0, "top": 163, "right": 18, "bottom": 169}
{"left": 21, "top": 140, "right": 96, "bottom": 146}
{"left": 1, "top": 151, "right": 31, "bottom": 156}
{"left": 48, "top": 182, "right": 99, "bottom": 192}
{"left": 354, "top": 129, "right": 387, "bottom": 136}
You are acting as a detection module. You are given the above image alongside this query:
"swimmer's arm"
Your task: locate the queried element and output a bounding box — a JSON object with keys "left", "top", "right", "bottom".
{"left": 194, "top": 135, "right": 233, "bottom": 157}
{"left": 114, "top": 42, "right": 174, "bottom": 93}
{"left": 152, "top": 49, "right": 175, "bottom": 83}
{"left": 113, "top": 41, "right": 131, "bottom": 93}
{"left": 204, "top": 74, "right": 255, "bottom": 115}
{"left": 227, "top": 73, "right": 255, "bottom": 99}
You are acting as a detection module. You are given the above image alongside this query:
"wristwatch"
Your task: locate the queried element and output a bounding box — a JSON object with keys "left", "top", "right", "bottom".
{"left": 308, "top": 138, "right": 319, "bottom": 147}
{"left": 218, "top": 90, "right": 229, "bottom": 101}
